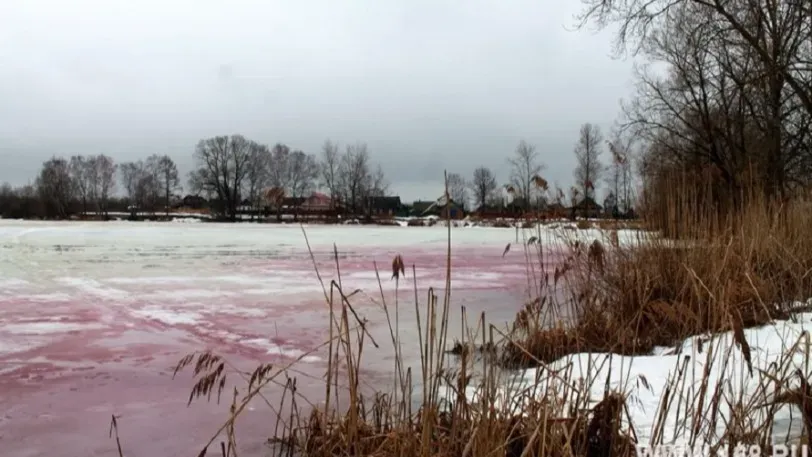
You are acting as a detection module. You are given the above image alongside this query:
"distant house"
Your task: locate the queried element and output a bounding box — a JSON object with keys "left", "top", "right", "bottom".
{"left": 282, "top": 197, "right": 307, "bottom": 211}
{"left": 545, "top": 202, "right": 568, "bottom": 219}
{"left": 474, "top": 204, "right": 508, "bottom": 218}
{"left": 573, "top": 197, "right": 603, "bottom": 218}
{"left": 421, "top": 195, "right": 464, "bottom": 219}
{"left": 508, "top": 196, "right": 530, "bottom": 212}
{"left": 410, "top": 200, "right": 435, "bottom": 217}
{"left": 504, "top": 199, "right": 527, "bottom": 214}
{"left": 367, "top": 196, "right": 402, "bottom": 216}
{"left": 167, "top": 194, "right": 183, "bottom": 208}
{"left": 300, "top": 192, "right": 334, "bottom": 212}
{"left": 180, "top": 195, "right": 207, "bottom": 209}
{"left": 236, "top": 198, "right": 260, "bottom": 215}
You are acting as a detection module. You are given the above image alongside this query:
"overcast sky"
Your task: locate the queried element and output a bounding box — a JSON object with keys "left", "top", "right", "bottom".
{"left": 0, "top": 0, "right": 634, "bottom": 202}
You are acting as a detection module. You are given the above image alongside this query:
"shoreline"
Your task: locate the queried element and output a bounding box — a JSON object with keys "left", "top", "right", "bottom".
{"left": 0, "top": 214, "right": 642, "bottom": 231}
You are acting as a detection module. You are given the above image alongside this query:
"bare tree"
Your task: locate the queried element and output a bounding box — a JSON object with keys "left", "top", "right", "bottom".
{"left": 320, "top": 139, "right": 341, "bottom": 209}
{"left": 146, "top": 154, "right": 180, "bottom": 215}
{"left": 138, "top": 169, "right": 159, "bottom": 213}
{"left": 580, "top": 0, "right": 812, "bottom": 118}
{"left": 80, "top": 154, "right": 116, "bottom": 217}
{"left": 338, "top": 142, "right": 371, "bottom": 215}
{"left": 84, "top": 156, "right": 100, "bottom": 214}
{"left": 446, "top": 173, "right": 468, "bottom": 211}
{"left": 243, "top": 141, "right": 271, "bottom": 217}
{"left": 366, "top": 164, "right": 388, "bottom": 197}
{"left": 0, "top": 183, "right": 45, "bottom": 219}
{"left": 188, "top": 169, "right": 216, "bottom": 201}
{"left": 94, "top": 154, "right": 116, "bottom": 217}
{"left": 287, "top": 150, "right": 319, "bottom": 220}
{"left": 573, "top": 123, "right": 604, "bottom": 201}
{"left": 580, "top": 0, "right": 812, "bottom": 206}
{"left": 269, "top": 143, "right": 291, "bottom": 192}
{"left": 361, "top": 164, "right": 389, "bottom": 221}
{"left": 470, "top": 166, "right": 498, "bottom": 211}
{"left": 606, "top": 135, "right": 634, "bottom": 215}
{"left": 191, "top": 135, "right": 253, "bottom": 221}
{"left": 120, "top": 160, "right": 158, "bottom": 217}
{"left": 36, "top": 157, "right": 74, "bottom": 219}
{"left": 287, "top": 150, "right": 319, "bottom": 199}
{"left": 120, "top": 162, "right": 140, "bottom": 212}
{"left": 508, "top": 140, "right": 545, "bottom": 211}
{"left": 69, "top": 156, "right": 92, "bottom": 214}
{"left": 266, "top": 143, "right": 292, "bottom": 220}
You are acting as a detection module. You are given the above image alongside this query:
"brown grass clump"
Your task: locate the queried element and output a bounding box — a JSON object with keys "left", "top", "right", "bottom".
{"left": 585, "top": 393, "right": 636, "bottom": 457}
{"left": 504, "top": 177, "right": 812, "bottom": 369}
{"left": 289, "top": 394, "right": 634, "bottom": 457}
{"left": 589, "top": 219, "right": 643, "bottom": 232}
{"left": 595, "top": 195, "right": 812, "bottom": 341}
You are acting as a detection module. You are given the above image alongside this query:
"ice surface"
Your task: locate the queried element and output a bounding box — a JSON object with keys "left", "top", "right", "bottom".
{"left": 0, "top": 220, "right": 551, "bottom": 457}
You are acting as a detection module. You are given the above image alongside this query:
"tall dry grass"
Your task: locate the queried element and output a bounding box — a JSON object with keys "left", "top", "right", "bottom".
{"left": 504, "top": 175, "right": 812, "bottom": 368}
{"left": 160, "top": 175, "right": 812, "bottom": 457}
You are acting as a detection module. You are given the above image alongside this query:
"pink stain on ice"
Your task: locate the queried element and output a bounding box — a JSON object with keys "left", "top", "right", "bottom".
{"left": 0, "top": 224, "right": 565, "bottom": 457}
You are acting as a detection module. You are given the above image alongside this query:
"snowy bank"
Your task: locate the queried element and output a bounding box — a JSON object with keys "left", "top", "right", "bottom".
{"left": 443, "top": 310, "right": 812, "bottom": 447}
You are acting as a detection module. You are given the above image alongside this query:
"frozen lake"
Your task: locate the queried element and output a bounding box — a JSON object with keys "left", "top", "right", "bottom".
{"left": 0, "top": 220, "right": 561, "bottom": 457}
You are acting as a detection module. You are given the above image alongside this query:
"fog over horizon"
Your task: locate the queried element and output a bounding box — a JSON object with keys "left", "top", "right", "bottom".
{"left": 0, "top": 0, "right": 635, "bottom": 202}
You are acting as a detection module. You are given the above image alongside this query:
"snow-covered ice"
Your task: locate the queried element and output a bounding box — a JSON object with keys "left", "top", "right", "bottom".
{"left": 0, "top": 220, "right": 550, "bottom": 457}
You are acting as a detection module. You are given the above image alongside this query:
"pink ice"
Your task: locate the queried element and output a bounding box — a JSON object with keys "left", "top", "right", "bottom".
{"left": 0, "top": 222, "right": 564, "bottom": 457}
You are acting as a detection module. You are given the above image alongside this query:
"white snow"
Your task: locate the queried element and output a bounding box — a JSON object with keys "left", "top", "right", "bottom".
{"left": 0, "top": 292, "right": 72, "bottom": 302}
{"left": 0, "top": 340, "right": 46, "bottom": 355}
{"left": 444, "top": 310, "right": 812, "bottom": 447}
{"left": 56, "top": 277, "right": 130, "bottom": 300}
{"left": 140, "top": 289, "right": 239, "bottom": 300}
{"left": 240, "top": 338, "right": 322, "bottom": 363}
{"left": 0, "top": 278, "right": 30, "bottom": 289}
{"left": 4, "top": 322, "right": 107, "bottom": 334}
{"left": 132, "top": 306, "right": 203, "bottom": 325}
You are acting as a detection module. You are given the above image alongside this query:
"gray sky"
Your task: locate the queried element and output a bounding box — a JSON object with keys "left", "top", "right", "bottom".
{"left": 0, "top": 0, "right": 634, "bottom": 203}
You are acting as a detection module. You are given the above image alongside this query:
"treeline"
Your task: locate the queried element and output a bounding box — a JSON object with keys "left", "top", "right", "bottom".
{"left": 2, "top": 155, "right": 119, "bottom": 220}
{"left": 0, "top": 153, "right": 180, "bottom": 220}
{"left": 579, "top": 0, "right": 812, "bottom": 221}
{"left": 188, "top": 137, "right": 387, "bottom": 221}
{"left": 187, "top": 136, "right": 389, "bottom": 221}
{"left": 3, "top": 128, "right": 642, "bottom": 222}
{"left": 0, "top": 135, "right": 390, "bottom": 221}
{"left": 448, "top": 129, "right": 636, "bottom": 218}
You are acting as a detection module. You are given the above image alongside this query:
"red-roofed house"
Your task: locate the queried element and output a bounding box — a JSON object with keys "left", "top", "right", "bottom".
{"left": 300, "top": 192, "right": 334, "bottom": 212}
